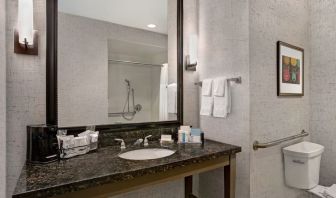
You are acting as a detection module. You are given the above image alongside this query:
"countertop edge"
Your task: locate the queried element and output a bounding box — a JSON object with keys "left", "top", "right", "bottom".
{"left": 13, "top": 141, "right": 241, "bottom": 198}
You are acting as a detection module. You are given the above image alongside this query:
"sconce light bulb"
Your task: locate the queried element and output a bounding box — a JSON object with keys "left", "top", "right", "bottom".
{"left": 188, "top": 34, "right": 198, "bottom": 65}
{"left": 147, "top": 24, "right": 156, "bottom": 28}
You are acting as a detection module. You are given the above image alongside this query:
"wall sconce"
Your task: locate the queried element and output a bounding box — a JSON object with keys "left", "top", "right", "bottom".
{"left": 14, "top": 0, "right": 38, "bottom": 55}
{"left": 186, "top": 34, "right": 198, "bottom": 71}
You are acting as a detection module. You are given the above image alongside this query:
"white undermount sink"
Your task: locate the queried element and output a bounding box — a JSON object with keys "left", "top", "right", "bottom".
{"left": 118, "top": 148, "right": 176, "bottom": 160}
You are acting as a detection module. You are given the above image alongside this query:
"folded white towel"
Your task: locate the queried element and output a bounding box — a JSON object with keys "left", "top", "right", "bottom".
{"left": 309, "top": 185, "right": 336, "bottom": 198}
{"left": 200, "top": 96, "right": 213, "bottom": 116}
{"left": 213, "top": 79, "right": 231, "bottom": 118}
{"left": 168, "top": 83, "right": 177, "bottom": 114}
{"left": 308, "top": 185, "right": 328, "bottom": 197}
{"left": 325, "top": 184, "right": 336, "bottom": 197}
{"left": 202, "top": 79, "right": 213, "bottom": 96}
{"left": 213, "top": 77, "right": 226, "bottom": 97}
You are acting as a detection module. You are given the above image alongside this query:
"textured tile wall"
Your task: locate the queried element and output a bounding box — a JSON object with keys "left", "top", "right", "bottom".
{"left": 198, "top": 0, "right": 250, "bottom": 197}
{"left": 310, "top": 0, "right": 336, "bottom": 187}
{"left": 249, "top": 0, "right": 310, "bottom": 197}
{"left": 183, "top": 0, "right": 199, "bottom": 129}
{"left": 6, "top": 0, "right": 46, "bottom": 196}
{"left": 0, "top": 0, "right": 7, "bottom": 196}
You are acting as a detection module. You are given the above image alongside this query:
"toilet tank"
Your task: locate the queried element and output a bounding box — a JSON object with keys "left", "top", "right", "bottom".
{"left": 283, "top": 141, "right": 324, "bottom": 189}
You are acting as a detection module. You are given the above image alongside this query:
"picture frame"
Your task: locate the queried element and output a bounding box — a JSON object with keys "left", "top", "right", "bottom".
{"left": 277, "top": 41, "right": 304, "bottom": 96}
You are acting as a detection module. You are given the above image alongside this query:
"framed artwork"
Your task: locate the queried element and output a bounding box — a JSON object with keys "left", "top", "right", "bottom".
{"left": 277, "top": 41, "right": 304, "bottom": 96}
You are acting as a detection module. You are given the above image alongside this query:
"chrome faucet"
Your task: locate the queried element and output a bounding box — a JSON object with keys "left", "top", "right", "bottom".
{"left": 144, "top": 135, "right": 152, "bottom": 147}
{"left": 133, "top": 138, "right": 144, "bottom": 146}
{"left": 115, "top": 138, "right": 126, "bottom": 149}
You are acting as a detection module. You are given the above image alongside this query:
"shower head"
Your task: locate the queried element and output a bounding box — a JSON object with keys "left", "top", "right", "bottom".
{"left": 125, "top": 79, "right": 130, "bottom": 86}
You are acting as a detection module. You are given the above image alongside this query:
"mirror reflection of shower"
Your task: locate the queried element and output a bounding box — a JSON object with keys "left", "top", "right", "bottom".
{"left": 122, "top": 79, "right": 142, "bottom": 120}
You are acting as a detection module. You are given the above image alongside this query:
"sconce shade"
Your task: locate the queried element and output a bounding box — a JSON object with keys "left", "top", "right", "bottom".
{"left": 188, "top": 34, "right": 198, "bottom": 65}
{"left": 186, "top": 34, "right": 198, "bottom": 71}
{"left": 18, "top": 0, "right": 34, "bottom": 45}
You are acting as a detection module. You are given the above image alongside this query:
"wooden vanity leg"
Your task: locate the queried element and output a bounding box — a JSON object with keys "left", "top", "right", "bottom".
{"left": 224, "top": 154, "right": 236, "bottom": 198}
{"left": 185, "top": 175, "right": 193, "bottom": 198}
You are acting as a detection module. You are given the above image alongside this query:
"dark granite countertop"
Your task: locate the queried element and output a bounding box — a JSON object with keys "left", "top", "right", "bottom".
{"left": 13, "top": 140, "right": 241, "bottom": 198}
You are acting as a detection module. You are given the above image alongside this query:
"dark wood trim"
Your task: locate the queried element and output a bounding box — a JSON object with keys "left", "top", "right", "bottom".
{"left": 59, "top": 121, "right": 181, "bottom": 134}
{"left": 51, "top": 156, "right": 230, "bottom": 198}
{"left": 46, "top": 0, "right": 58, "bottom": 125}
{"left": 224, "top": 154, "right": 236, "bottom": 198}
{"left": 177, "top": 0, "right": 184, "bottom": 124}
{"left": 46, "top": 0, "right": 184, "bottom": 130}
{"left": 277, "top": 41, "right": 304, "bottom": 97}
{"left": 185, "top": 175, "right": 193, "bottom": 198}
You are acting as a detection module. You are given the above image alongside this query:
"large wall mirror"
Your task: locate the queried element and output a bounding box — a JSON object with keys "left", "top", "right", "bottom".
{"left": 46, "top": 0, "right": 183, "bottom": 129}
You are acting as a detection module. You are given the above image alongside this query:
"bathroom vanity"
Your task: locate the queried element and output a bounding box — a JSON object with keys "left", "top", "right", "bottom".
{"left": 13, "top": 139, "right": 240, "bottom": 198}
{"left": 13, "top": 0, "right": 241, "bottom": 197}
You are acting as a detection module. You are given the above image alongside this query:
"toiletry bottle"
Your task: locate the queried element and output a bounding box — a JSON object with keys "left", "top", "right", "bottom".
{"left": 178, "top": 130, "right": 182, "bottom": 143}
{"left": 185, "top": 130, "right": 190, "bottom": 143}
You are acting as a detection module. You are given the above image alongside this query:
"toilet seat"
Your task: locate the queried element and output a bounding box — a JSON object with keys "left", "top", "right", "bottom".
{"left": 308, "top": 184, "right": 336, "bottom": 198}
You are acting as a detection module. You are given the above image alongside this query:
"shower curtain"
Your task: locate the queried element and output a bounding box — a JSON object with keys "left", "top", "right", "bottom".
{"left": 159, "top": 64, "right": 168, "bottom": 121}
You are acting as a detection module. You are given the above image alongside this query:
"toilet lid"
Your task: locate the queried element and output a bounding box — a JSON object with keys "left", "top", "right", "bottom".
{"left": 309, "top": 185, "right": 336, "bottom": 198}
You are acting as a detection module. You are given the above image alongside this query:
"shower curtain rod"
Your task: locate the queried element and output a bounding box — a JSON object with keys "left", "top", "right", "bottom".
{"left": 108, "top": 59, "right": 164, "bottom": 67}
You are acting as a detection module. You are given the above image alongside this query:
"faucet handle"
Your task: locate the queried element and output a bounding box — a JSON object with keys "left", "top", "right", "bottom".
{"left": 133, "top": 138, "right": 143, "bottom": 146}
{"left": 144, "top": 135, "right": 152, "bottom": 147}
{"left": 115, "top": 138, "right": 126, "bottom": 149}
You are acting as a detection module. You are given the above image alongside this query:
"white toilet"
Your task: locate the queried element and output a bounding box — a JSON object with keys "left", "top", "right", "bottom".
{"left": 283, "top": 141, "right": 336, "bottom": 198}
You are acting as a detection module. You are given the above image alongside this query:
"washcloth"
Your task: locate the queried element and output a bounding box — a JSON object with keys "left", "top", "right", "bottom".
{"left": 213, "top": 77, "right": 226, "bottom": 96}
{"left": 308, "top": 185, "right": 327, "bottom": 197}
{"left": 168, "top": 83, "right": 177, "bottom": 114}
{"left": 309, "top": 185, "right": 336, "bottom": 198}
{"left": 213, "top": 79, "right": 231, "bottom": 118}
{"left": 324, "top": 184, "right": 336, "bottom": 198}
{"left": 200, "top": 96, "right": 213, "bottom": 116}
{"left": 201, "top": 79, "right": 213, "bottom": 96}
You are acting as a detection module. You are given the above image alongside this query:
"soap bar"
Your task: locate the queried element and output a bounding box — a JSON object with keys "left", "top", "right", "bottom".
{"left": 191, "top": 135, "right": 201, "bottom": 143}
{"left": 161, "top": 134, "right": 172, "bottom": 141}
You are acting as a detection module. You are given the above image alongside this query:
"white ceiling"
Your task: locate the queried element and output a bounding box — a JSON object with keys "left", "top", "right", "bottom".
{"left": 108, "top": 39, "right": 167, "bottom": 60}
{"left": 58, "top": 0, "right": 168, "bottom": 34}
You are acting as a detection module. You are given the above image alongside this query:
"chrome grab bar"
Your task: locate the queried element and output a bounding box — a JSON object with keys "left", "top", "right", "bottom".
{"left": 253, "top": 130, "right": 309, "bottom": 151}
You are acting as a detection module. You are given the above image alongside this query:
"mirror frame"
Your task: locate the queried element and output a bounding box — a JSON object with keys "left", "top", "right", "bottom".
{"left": 46, "top": 0, "right": 184, "bottom": 132}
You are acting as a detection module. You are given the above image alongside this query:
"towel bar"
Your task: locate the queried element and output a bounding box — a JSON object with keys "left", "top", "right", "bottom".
{"left": 253, "top": 130, "right": 309, "bottom": 150}
{"left": 195, "top": 76, "right": 242, "bottom": 86}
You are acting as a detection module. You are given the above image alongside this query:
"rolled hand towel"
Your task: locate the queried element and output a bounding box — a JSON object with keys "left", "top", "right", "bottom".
{"left": 213, "top": 77, "right": 226, "bottom": 97}
{"left": 213, "top": 79, "right": 231, "bottom": 118}
{"left": 201, "top": 79, "right": 213, "bottom": 96}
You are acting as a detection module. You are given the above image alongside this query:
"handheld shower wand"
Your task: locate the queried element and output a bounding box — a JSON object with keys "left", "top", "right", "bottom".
{"left": 125, "top": 79, "right": 130, "bottom": 87}
{"left": 122, "top": 79, "right": 142, "bottom": 121}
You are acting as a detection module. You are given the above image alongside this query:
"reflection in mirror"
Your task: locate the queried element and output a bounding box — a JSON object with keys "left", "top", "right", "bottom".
{"left": 58, "top": 0, "right": 178, "bottom": 127}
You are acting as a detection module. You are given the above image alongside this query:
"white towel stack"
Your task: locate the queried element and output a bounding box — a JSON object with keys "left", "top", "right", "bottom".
{"left": 213, "top": 77, "right": 231, "bottom": 118}
{"left": 199, "top": 77, "right": 232, "bottom": 118}
{"left": 324, "top": 184, "right": 336, "bottom": 198}
{"left": 200, "top": 79, "right": 213, "bottom": 116}
{"left": 309, "top": 184, "right": 336, "bottom": 198}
